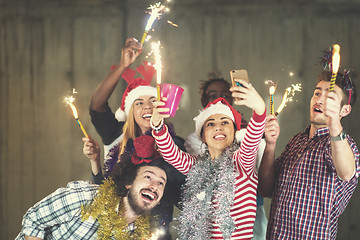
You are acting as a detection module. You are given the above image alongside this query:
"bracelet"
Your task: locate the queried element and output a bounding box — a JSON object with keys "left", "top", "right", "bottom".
{"left": 150, "top": 119, "right": 164, "bottom": 132}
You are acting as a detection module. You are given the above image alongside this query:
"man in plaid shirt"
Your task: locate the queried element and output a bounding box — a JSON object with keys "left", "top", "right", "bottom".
{"left": 16, "top": 136, "right": 168, "bottom": 240}
{"left": 259, "top": 70, "right": 359, "bottom": 239}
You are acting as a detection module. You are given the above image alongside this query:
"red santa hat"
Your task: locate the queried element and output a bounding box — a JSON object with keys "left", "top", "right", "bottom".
{"left": 115, "top": 61, "right": 157, "bottom": 122}
{"left": 194, "top": 97, "right": 243, "bottom": 140}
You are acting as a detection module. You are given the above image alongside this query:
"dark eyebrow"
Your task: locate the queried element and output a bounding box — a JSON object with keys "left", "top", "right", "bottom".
{"left": 204, "top": 116, "right": 232, "bottom": 125}
{"left": 143, "top": 170, "right": 167, "bottom": 183}
{"left": 220, "top": 116, "right": 232, "bottom": 120}
{"left": 204, "top": 118, "right": 215, "bottom": 124}
{"left": 135, "top": 96, "right": 157, "bottom": 102}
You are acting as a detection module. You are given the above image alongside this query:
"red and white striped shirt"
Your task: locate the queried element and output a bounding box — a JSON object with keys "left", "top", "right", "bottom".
{"left": 153, "top": 111, "right": 266, "bottom": 239}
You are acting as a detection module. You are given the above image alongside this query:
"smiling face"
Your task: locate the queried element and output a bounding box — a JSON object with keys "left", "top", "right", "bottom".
{"left": 310, "top": 80, "right": 344, "bottom": 129}
{"left": 133, "top": 95, "right": 157, "bottom": 134}
{"left": 201, "top": 114, "right": 235, "bottom": 159}
{"left": 126, "top": 166, "right": 167, "bottom": 215}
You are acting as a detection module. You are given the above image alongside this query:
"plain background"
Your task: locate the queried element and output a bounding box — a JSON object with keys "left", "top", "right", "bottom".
{"left": 1, "top": 0, "right": 360, "bottom": 239}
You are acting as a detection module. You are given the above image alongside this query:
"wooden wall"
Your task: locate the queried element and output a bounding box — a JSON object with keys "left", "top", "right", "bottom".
{"left": 1, "top": 0, "right": 360, "bottom": 239}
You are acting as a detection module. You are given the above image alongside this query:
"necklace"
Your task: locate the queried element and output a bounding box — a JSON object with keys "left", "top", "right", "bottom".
{"left": 81, "top": 178, "right": 151, "bottom": 239}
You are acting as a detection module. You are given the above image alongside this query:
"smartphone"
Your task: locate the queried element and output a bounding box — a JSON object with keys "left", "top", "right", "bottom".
{"left": 230, "top": 69, "right": 250, "bottom": 87}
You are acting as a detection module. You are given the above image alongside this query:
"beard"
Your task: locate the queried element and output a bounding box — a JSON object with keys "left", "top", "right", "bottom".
{"left": 127, "top": 188, "right": 154, "bottom": 216}
{"left": 310, "top": 113, "right": 327, "bottom": 127}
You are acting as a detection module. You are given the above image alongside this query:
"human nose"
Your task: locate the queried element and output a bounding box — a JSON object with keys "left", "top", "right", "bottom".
{"left": 143, "top": 101, "right": 153, "bottom": 109}
{"left": 215, "top": 124, "right": 223, "bottom": 131}
{"left": 148, "top": 182, "right": 157, "bottom": 192}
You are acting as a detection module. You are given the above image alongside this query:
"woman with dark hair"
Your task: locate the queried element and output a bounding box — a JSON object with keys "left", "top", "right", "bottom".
{"left": 151, "top": 78, "right": 266, "bottom": 239}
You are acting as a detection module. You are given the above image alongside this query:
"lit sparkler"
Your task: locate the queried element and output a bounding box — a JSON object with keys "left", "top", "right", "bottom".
{"left": 329, "top": 44, "right": 340, "bottom": 92}
{"left": 64, "top": 91, "right": 89, "bottom": 138}
{"left": 148, "top": 227, "right": 166, "bottom": 240}
{"left": 266, "top": 80, "right": 276, "bottom": 115}
{"left": 141, "top": 2, "right": 170, "bottom": 44}
{"left": 275, "top": 83, "right": 302, "bottom": 116}
{"left": 151, "top": 41, "right": 162, "bottom": 101}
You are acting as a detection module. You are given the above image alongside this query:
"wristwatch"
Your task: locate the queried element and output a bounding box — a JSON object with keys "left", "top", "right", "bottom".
{"left": 330, "top": 130, "right": 346, "bottom": 141}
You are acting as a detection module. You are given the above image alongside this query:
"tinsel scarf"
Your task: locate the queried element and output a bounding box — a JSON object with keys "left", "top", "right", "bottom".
{"left": 81, "top": 179, "right": 151, "bottom": 239}
{"left": 179, "top": 143, "right": 238, "bottom": 240}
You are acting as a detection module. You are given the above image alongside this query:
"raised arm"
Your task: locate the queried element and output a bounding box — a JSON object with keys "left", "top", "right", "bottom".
{"left": 151, "top": 100, "right": 196, "bottom": 174}
{"left": 258, "top": 114, "right": 280, "bottom": 198}
{"left": 90, "top": 37, "right": 142, "bottom": 112}
{"left": 230, "top": 79, "right": 266, "bottom": 173}
{"left": 325, "top": 91, "right": 356, "bottom": 181}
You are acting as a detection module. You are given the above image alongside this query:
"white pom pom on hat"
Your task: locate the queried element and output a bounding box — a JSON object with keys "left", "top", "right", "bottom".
{"left": 114, "top": 61, "right": 157, "bottom": 122}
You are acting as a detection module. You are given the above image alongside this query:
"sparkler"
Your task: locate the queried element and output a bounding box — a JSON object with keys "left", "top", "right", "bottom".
{"left": 151, "top": 41, "right": 162, "bottom": 101}
{"left": 148, "top": 227, "right": 166, "bottom": 240}
{"left": 266, "top": 80, "right": 276, "bottom": 115}
{"left": 329, "top": 44, "right": 340, "bottom": 92}
{"left": 275, "top": 83, "right": 302, "bottom": 116}
{"left": 141, "top": 2, "right": 170, "bottom": 44}
{"left": 64, "top": 92, "right": 89, "bottom": 138}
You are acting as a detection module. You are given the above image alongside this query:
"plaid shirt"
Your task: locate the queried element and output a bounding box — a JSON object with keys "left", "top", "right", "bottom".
{"left": 16, "top": 181, "right": 99, "bottom": 240}
{"left": 267, "top": 127, "right": 360, "bottom": 240}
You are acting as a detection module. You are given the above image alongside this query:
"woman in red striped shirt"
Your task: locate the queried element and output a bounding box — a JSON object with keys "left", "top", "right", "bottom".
{"left": 150, "top": 79, "right": 266, "bottom": 239}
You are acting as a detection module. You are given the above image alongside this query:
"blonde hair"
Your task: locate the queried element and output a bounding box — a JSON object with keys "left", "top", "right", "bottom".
{"left": 118, "top": 105, "right": 142, "bottom": 156}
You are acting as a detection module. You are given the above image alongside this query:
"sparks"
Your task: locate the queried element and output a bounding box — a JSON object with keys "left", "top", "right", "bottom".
{"left": 167, "top": 20, "right": 178, "bottom": 27}
{"left": 141, "top": 2, "right": 171, "bottom": 44}
{"left": 275, "top": 83, "right": 302, "bottom": 115}
{"left": 64, "top": 91, "right": 89, "bottom": 137}
{"left": 151, "top": 41, "right": 162, "bottom": 101}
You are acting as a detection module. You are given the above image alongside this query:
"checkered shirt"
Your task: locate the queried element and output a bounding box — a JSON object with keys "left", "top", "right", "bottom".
{"left": 267, "top": 127, "right": 360, "bottom": 240}
{"left": 16, "top": 181, "right": 99, "bottom": 240}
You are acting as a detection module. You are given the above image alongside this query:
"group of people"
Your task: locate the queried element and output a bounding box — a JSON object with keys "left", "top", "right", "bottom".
{"left": 16, "top": 37, "right": 359, "bottom": 240}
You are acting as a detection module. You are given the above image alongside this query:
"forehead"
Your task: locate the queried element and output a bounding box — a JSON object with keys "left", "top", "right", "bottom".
{"left": 134, "top": 95, "right": 156, "bottom": 101}
{"left": 137, "top": 166, "right": 167, "bottom": 182}
{"left": 206, "top": 81, "right": 230, "bottom": 93}
{"left": 315, "top": 80, "right": 340, "bottom": 92}
{"left": 206, "top": 113, "right": 233, "bottom": 122}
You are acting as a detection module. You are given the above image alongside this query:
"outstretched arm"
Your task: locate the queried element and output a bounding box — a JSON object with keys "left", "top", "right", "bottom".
{"left": 325, "top": 91, "right": 356, "bottom": 181}
{"left": 151, "top": 100, "right": 196, "bottom": 174}
{"left": 90, "top": 37, "right": 142, "bottom": 112}
{"left": 258, "top": 114, "right": 280, "bottom": 198}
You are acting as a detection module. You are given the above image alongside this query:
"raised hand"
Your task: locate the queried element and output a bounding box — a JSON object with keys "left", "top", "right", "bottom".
{"left": 150, "top": 98, "right": 171, "bottom": 127}
{"left": 82, "top": 137, "right": 100, "bottom": 163}
{"left": 264, "top": 114, "right": 280, "bottom": 146}
{"left": 230, "top": 79, "right": 266, "bottom": 115}
{"left": 324, "top": 91, "right": 344, "bottom": 135}
{"left": 120, "top": 37, "right": 143, "bottom": 68}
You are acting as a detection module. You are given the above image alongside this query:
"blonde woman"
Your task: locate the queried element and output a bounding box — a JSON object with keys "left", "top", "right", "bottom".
{"left": 86, "top": 37, "right": 185, "bottom": 239}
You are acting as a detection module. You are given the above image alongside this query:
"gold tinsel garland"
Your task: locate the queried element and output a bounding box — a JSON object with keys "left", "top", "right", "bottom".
{"left": 81, "top": 178, "right": 151, "bottom": 239}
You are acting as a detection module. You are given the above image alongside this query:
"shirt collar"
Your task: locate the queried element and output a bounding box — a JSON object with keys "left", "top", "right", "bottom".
{"left": 305, "top": 125, "right": 329, "bottom": 138}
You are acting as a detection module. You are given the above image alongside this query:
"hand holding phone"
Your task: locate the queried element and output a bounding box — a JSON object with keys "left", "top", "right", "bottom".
{"left": 230, "top": 70, "right": 250, "bottom": 87}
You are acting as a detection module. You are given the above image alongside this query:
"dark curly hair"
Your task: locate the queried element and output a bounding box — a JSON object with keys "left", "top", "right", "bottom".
{"left": 109, "top": 157, "right": 171, "bottom": 198}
